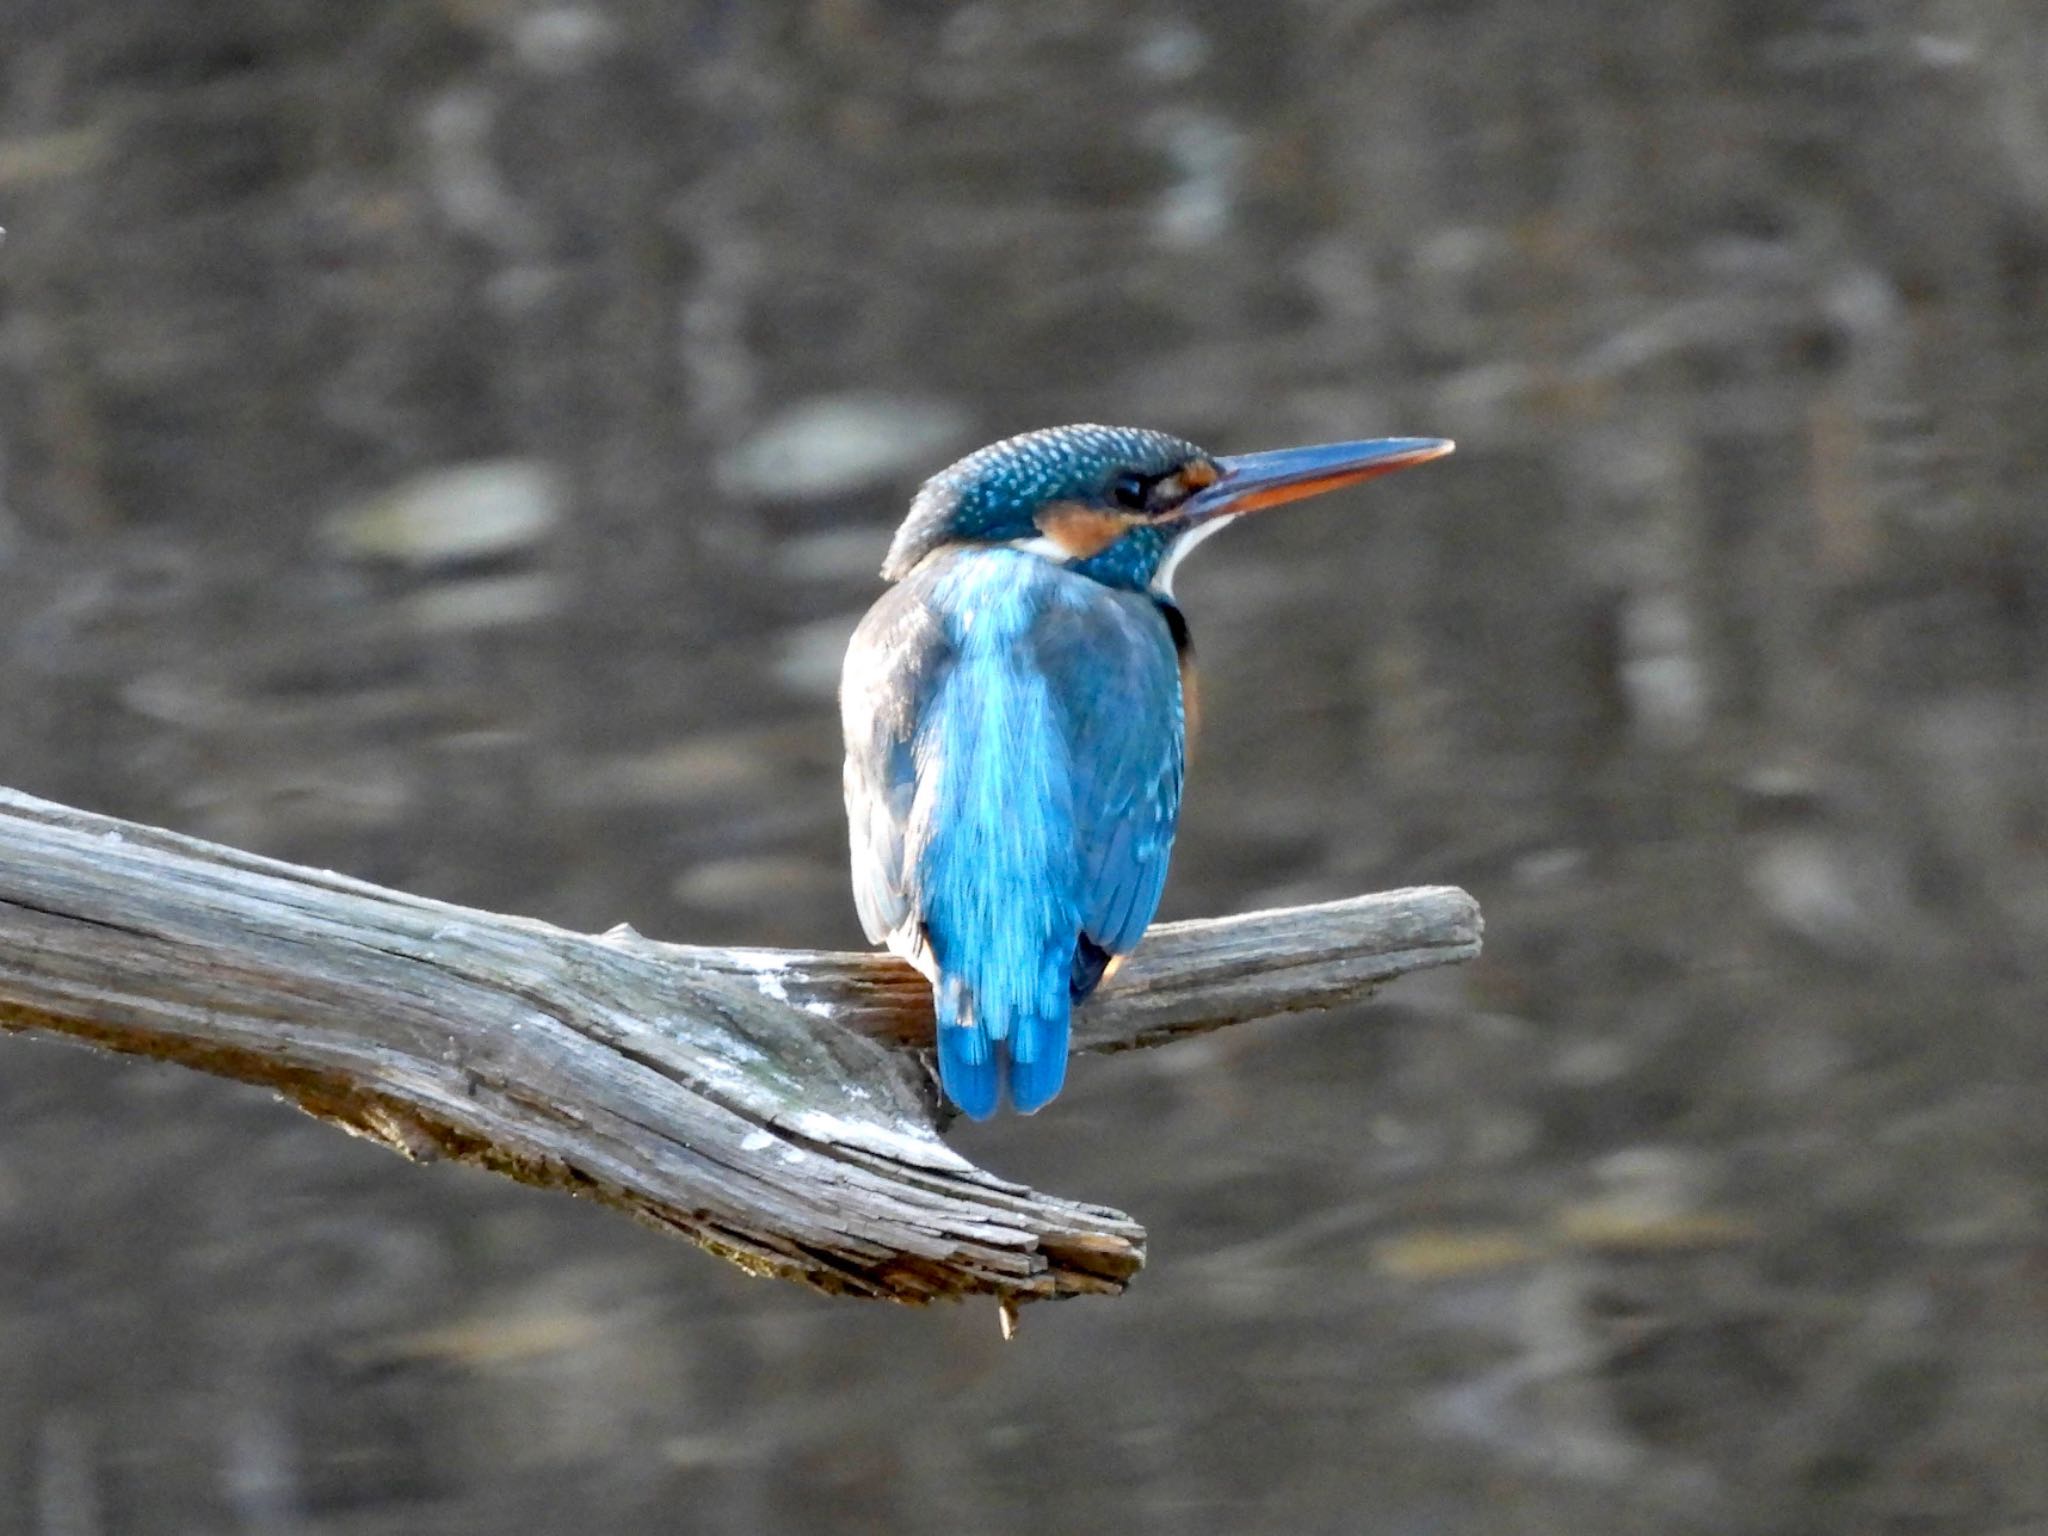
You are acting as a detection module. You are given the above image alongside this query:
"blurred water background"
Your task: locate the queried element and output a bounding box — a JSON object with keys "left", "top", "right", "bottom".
{"left": 2, "top": 2, "right": 2046, "bottom": 1532}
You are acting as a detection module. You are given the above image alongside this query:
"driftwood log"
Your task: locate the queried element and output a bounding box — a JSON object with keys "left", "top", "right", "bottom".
{"left": 0, "top": 785, "right": 1481, "bottom": 1307}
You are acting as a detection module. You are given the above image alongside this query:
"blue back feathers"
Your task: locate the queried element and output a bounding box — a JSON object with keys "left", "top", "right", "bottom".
{"left": 915, "top": 557, "right": 1085, "bottom": 1115}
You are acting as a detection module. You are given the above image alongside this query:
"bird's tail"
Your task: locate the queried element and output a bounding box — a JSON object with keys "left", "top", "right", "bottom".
{"left": 1004, "top": 996, "right": 1069, "bottom": 1114}
{"left": 934, "top": 975, "right": 1001, "bottom": 1119}
{"left": 934, "top": 968, "right": 1070, "bottom": 1118}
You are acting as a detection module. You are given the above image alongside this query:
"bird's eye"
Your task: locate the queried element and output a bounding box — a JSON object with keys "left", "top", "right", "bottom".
{"left": 1111, "top": 471, "right": 1150, "bottom": 511}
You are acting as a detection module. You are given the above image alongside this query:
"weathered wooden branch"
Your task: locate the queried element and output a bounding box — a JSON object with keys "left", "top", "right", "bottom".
{"left": 0, "top": 785, "right": 1481, "bottom": 1306}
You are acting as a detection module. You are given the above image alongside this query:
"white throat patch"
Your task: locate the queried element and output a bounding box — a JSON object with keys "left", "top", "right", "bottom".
{"left": 1150, "top": 515, "right": 1237, "bottom": 598}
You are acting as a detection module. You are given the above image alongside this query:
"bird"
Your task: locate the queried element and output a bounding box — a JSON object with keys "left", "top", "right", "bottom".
{"left": 841, "top": 424, "right": 1452, "bottom": 1118}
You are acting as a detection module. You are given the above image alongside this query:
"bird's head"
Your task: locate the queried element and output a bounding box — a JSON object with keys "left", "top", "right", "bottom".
{"left": 882, "top": 423, "right": 1452, "bottom": 594}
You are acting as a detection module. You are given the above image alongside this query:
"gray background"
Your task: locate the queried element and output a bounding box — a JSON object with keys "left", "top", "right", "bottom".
{"left": 3, "top": 2, "right": 2046, "bottom": 1532}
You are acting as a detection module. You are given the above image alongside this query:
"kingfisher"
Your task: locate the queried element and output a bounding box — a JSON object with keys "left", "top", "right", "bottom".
{"left": 841, "top": 424, "right": 1452, "bottom": 1119}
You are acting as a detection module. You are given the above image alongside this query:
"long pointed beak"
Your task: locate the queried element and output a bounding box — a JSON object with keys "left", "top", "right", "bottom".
{"left": 1181, "top": 436, "right": 1453, "bottom": 522}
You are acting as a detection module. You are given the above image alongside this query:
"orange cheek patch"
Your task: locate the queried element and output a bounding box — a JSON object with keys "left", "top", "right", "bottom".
{"left": 1035, "top": 501, "right": 1132, "bottom": 559}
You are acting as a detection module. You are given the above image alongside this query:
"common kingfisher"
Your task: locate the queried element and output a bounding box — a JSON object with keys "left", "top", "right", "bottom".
{"left": 841, "top": 424, "right": 1452, "bottom": 1119}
